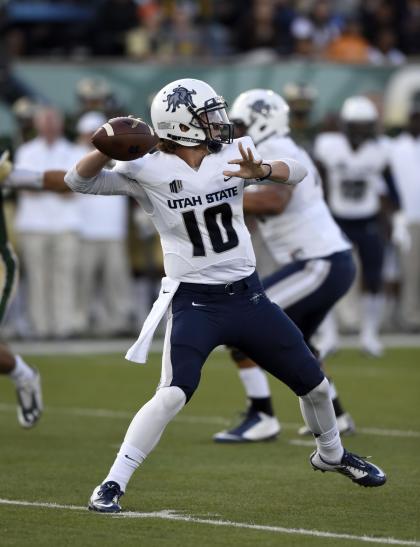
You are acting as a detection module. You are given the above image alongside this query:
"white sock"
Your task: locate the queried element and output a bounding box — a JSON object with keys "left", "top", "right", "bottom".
{"left": 361, "top": 293, "right": 385, "bottom": 336}
{"left": 239, "top": 367, "right": 271, "bottom": 398}
{"left": 103, "top": 386, "right": 186, "bottom": 491}
{"left": 9, "top": 355, "right": 36, "bottom": 386}
{"left": 299, "top": 378, "right": 344, "bottom": 463}
{"left": 104, "top": 443, "right": 146, "bottom": 492}
{"left": 329, "top": 380, "right": 338, "bottom": 400}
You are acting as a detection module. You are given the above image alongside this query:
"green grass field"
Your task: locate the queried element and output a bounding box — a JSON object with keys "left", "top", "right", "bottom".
{"left": 0, "top": 348, "right": 419, "bottom": 547}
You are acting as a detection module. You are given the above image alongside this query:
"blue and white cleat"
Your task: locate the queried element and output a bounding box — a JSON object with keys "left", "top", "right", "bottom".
{"left": 310, "top": 449, "right": 386, "bottom": 487}
{"left": 213, "top": 411, "right": 281, "bottom": 443}
{"left": 16, "top": 367, "right": 43, "bottom": 428}
{"left": 88, "top": 481, "right": 124, "bottom": 513}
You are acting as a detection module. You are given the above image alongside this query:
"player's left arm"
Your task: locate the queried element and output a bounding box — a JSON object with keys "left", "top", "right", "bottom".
{"left": 1, "top": 150, "right": 71, "bottom": 193}
{"left": 223, "top": 141, "right": 307, "bottom": 186}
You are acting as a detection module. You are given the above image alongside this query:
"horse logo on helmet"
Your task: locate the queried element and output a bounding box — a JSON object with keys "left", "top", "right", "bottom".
{"left": 250, "top": 99, "right": 272, "bottom": 118}
{"left": 163, "top": 86, "right": 197, "bottom": 113}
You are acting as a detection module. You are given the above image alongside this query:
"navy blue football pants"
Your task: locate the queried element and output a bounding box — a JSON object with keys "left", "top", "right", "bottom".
{"left": 160, "top": 271, "right": 325, "bottom": 402}
{"left": 263, "top": 250, "right": 356, "bottom": 344}
{"left": 334, "top": 216, "right": 385, "bottom": 293}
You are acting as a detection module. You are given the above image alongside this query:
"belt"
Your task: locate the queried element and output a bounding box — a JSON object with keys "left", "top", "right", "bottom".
{"left": 179, "top": 271, "right": 258, "bottom": 295}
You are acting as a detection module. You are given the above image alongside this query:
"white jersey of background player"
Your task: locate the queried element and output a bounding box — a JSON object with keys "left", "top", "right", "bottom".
{"left": 313, "top": 96, "right": 409, "bottom": 357}
{"left": 254, "top": 132, "right": 350, "bottom": 265}
{"left": 212, "top": 89, "right": 355, "bottom": 444}
{"left": 314, "top": 126, "right": 388, "bottom": 221}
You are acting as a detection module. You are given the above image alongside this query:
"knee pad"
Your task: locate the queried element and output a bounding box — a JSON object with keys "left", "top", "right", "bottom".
{"left": 300, "top": 377, "right": 330, "bottom": 403}
{"left": 155, "top": 386, "right": 186, "bottom": 414}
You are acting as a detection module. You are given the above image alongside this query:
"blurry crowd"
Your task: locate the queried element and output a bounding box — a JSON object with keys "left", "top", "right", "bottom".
{"left": 3, "top": 78, "right": 163, "bottom": 340}
{"left": 1, "top": 0, "right": 419, "bottom": 64}
{"left": 2, "top": 76, "right": 420, "bottom": 342}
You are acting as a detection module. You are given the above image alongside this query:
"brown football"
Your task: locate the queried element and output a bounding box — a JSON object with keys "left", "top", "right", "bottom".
{"left": 91, "top": 116, "right": 159, "bottom": 161}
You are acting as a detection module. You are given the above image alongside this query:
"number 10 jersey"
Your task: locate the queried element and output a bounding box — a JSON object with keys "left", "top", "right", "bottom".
{"left": 114, "top": 136, "right": 259, "bottom": 284}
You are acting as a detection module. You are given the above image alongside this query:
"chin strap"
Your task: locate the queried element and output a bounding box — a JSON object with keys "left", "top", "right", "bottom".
{"left": 207, "top": 140, "right": 222, "bottom": 153}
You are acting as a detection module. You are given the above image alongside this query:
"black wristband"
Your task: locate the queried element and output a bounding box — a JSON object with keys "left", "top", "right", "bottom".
{"left": 256, "top": 162, "right": 272, "bottom": 182}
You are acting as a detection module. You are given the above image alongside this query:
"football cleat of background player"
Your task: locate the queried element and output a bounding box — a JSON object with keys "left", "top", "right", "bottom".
{"left": 15, "top": 367, "right": 43, "bottom": 428}
{"left": 310, "top": 449, "right": 386, "bottom": 487}
{"left": 213, "top": 410, "right": 281, "bottom": 443}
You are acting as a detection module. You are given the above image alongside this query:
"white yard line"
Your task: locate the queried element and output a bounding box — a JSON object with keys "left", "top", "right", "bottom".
{"left": 0, "top": 403, "right": 419, "bottom": 439}
{"left": 0, "top": 498, "right": 418, "bottom": 546}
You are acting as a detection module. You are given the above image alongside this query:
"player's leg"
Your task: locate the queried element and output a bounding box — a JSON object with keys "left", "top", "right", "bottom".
{"left": 89, "top": 289, "right": 223, "bottom": 512}
{"left": 213, "top": 346, "right": 281, "bottom": 442}
{"left": 215, "top": 260, "right": 326, "bottom": 443}
{"left": 233, "top": 281, "right": 385, "bottom": 487}
{"left": 0, "top": 344, "right": 43, "bottom": 428}
{"left": 277, "top": 253, "right": 356, "bottom": 436}
{"left": 215, "top": 253, "right": 356, "bottom": 442}
{"left": 0, "top": 243, "right": 42, "bottom": 427}
{"left": 357, "top": 219, "right": 386, "bottom": 356}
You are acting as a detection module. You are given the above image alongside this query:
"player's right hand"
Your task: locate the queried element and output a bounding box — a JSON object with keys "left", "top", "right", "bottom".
{"left": 0, "top": 151, "right": 13, "bottom": 184}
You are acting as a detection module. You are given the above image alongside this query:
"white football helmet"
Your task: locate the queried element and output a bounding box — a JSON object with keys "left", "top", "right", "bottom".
{"left": 150, "top": 78, "right": 233, "bottom": 150}
{"left": 340, "top": 96, "right": 378, "bottom": 122}
{"left": 229, "top": 89, "right": 290, "bottom": 143}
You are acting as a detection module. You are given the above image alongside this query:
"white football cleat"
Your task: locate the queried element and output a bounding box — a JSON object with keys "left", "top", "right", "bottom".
{"left": 360, "top": 330, "right": 384, "bottom": 357}
{"left": 213, "top": 411, "right": 281, "bottom": 443}
{"left": 15, "top": 368, "right": 43, "bottom": 428}
{"left": 298, "top": 412, "right": 356, "bottom": 436}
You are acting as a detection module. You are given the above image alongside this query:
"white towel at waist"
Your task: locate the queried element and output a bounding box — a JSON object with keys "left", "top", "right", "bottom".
{"left": 125, "top": 277, "right": 180, "bottom": 364}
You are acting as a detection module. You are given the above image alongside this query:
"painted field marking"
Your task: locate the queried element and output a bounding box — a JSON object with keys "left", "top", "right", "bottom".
{"left": 0, "top": 403, "right": 419, "bottom": 439}
{"left": 0, "top": 498, "right": 418, "bottom": 546}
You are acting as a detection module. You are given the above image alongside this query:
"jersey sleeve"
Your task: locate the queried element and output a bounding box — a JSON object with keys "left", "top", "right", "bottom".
{"left": 64, "top": 164, "right": 140, "bottom": 197}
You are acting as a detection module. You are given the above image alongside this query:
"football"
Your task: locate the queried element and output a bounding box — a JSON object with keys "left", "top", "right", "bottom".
{"left": 91, "top": 116, "right": 159, "bottom": 161}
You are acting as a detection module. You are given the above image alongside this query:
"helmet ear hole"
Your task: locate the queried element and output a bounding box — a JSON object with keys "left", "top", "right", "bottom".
{"left": 179, "top": 123, "right": 190, "bottom": 133}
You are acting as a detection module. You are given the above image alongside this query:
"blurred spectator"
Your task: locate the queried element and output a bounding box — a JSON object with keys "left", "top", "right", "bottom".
{"left": 74, "top": 111, "right": 132, "bottom": 336}
{"left": 283, "top": 81, "right": 318, "bottom": 150}
{"left": 233, "top": 0, "right": 292, "bottom": 56}
{"left": 75, "top": 76, "right": 123, "bottom": 117}
{"left": 368, "top": 28, "right": 406, "bottom": 65}
{"left": 291, "top": 0, "right": 342, "bottom": 57}
{"left": 14, "top": 106, "right": 80, "bottom": 339}
{"left": 126, "top": 5, "right": 171, "bottom": 60}
{"left": 401, "top": 0, "right": 420, "bottom": 55}
{"left": 11, "top": 96, "right": 39, "bottom": 145}
{"left": 72, "top": 77, "right": 125, "bottom": 133}
{"left": 388, "top": 107, "right": 420, "bottom": 331}
{"left": 127, "top": 2, "right": 203, "bottom": 60}
{"left": 92, "top": 0, "right": 138, "bottom": 56}
{"left": 324, "top": 18, "right": 370, "bottom": 63}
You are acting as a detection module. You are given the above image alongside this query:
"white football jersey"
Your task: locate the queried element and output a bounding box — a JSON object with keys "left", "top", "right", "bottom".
{"left": 252, "top": 134, "right": 350, "bottom": 264}
{"left": 313, "top": 132, "right": 388, "bottom": 219}
{"left": 66, "top": 137, "right": 263, "bottom": 284}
